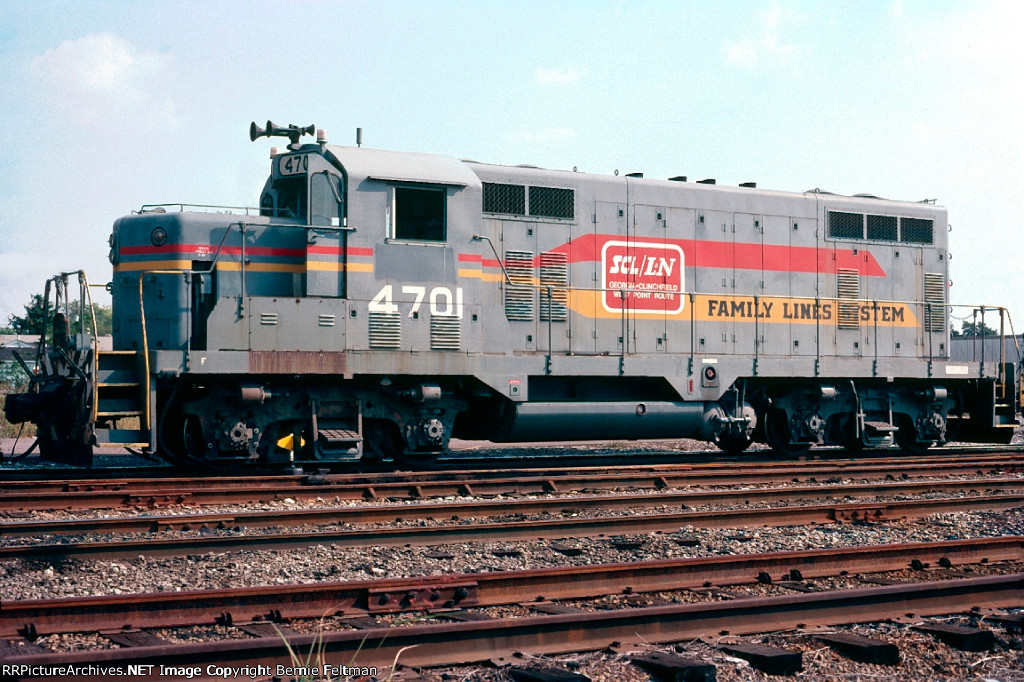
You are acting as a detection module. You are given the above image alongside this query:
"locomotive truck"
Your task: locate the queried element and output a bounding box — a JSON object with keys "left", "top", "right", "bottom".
{"left": 5, "top": 121, "right": 1018, "bottom": 467}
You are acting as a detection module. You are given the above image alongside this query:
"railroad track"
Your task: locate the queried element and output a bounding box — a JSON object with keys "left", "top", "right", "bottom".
{"left": 2, "top": 453, "right": 1023, "bottom": 511}
{"left": 4, "top": 536, "right": 1022, "bottom": 637}
{"left": 3, "top": 488, "right": 1023, "bottom": 562}
{"left": 2, "top": 448, "right": 1022, "bottom": 680}
{"left": 3, "top": 571, "right": 1022, "bottom": 681}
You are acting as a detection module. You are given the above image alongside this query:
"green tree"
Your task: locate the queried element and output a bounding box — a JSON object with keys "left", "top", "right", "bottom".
{"left": 69, "top": 303, "right": 113, "bottom": 336}
{"left": 6, "top": 293, "right": 112, "bottom": 337}
{"left": 0, "top": 361, "right": 30, "bottom": 391}
{"left": 7, "top": 294, "right": 47, "bottom": 335}
{"left": 954, "top": 320, "right": 998, "bottom": 337}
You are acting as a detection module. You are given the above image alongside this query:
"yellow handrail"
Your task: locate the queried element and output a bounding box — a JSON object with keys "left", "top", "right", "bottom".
{"left": 138, "top": 269, "right": 188, "bottom": 431}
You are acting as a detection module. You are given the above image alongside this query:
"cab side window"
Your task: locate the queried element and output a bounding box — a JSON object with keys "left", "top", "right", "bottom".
{"left": 392, "top": 187, "right": 445, "bottom": 241}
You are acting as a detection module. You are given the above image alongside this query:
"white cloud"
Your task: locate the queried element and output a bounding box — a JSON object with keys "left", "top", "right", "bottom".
{"left": 29, "top": 33, "right": 176, "bottom": 126}
{"left": 725, "top": 4, "right": 798, "bottom": 68}
{"left": 727, "top": 41, "right": 759, "bottom": 67}
{"left": 536, "top": 67, "right": 585, "bottom": 85}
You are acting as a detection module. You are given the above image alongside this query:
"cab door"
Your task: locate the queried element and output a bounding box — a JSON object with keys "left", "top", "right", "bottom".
{"left": 306, "top": 172, "right": 346, "bottom": 298}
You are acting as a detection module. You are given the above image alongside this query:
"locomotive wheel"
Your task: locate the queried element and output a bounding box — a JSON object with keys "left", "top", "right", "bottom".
{"left": 895, "top": 417, "right": 934, "bottom": 456}
{"left": 764, "top": 409, "right": 811, "bottom": 457}
{"left": 838, "top": 414, "right": 865, "bottom": 452}
{"left": 715, "top": 433, "right": 753, "bottom": 455}
{"left": 364, "top": 419, "right": 438, "bottom": 468}
{"left": 159, "top": 407, "right": 211, "bottom": 466}
{"left": 364, "top": 420, "right": 405, "bottom": 462}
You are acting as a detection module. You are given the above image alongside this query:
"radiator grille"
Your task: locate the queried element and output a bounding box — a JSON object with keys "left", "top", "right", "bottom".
{"left": 430, "top": 315, "right": 462, "bottom": 349}
{"left": 504, "top": 250, "right": 535, "bottom": 321}
{"left": 539, "top": 251, "right": 568, "bottom": 321}
{"left": 901, "top": 217, "right": 934, "bottom": 244}
{"left": 866, "top": 214, "right": 898, "bottom": 241}
{"left": 924, "top": 272, "right": 946, "bottom": 333}
{"left": 528, "top": 186, "right": 574, "bottom": 220}
{"left": 368, "top": 312, "right": 401, "bottom": 349}
{"left": 837, "top": 268, "right": 861, "bottom": 329}
{"left": 828, "top": 211, "right": 863, "bottom": 239}
{"left": 483, "top": 182, "right": 526, "bottom": 215}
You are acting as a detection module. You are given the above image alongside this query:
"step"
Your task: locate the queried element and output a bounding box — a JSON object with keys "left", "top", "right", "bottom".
{"left": 96, "top": 367, "right": 141, "bottom": 384}
{"left": 319, "top": 428, "right": 362, "bottom": 444}
{"left": 96, "top": 396, "right": 144, "bottom": 414}
{"left": 94, "top": 428, "right": 151, "bottom": 448}
{"left": 96, "top": 353, "right": 142, "bottom": 384}
{"left": 97, "top": 351, "right": 141, "bottom": 366}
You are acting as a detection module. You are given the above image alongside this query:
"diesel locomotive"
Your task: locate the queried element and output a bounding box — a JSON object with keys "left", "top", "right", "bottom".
{"left": 5, "top": 121, "right": 1019, "bottom": 467}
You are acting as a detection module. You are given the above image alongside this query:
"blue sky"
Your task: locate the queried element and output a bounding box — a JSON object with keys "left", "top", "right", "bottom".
{"left": 1, "top": 0, "right": 1021, "bottom": 333}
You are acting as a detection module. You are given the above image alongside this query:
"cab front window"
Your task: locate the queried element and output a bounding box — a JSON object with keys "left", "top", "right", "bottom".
{"left": 260, "top": 176, "right": 306, "bottom": 219}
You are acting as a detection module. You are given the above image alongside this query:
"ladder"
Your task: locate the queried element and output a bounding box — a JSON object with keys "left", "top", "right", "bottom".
{"left": 92, "top": 350, "right": 151, "bottom": 449}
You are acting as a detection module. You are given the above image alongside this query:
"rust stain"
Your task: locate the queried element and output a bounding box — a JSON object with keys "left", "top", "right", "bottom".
{"left": 249, "top": 351, "right": 348, "bottom": 374}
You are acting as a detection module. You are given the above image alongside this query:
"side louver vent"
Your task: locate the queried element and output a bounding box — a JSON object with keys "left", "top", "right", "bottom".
{"left": 369, "top": 312, "right": 401, "bottom": 349}
{"left": 504, "top": 250, "right": 535, "bottom": 321}
{"left": 924, "top": 272, "right": 946, "bottom": 333}
{"left": 430, "top": 315, "right": 461, "bottom": 349}
{"left": 837, "top": 268, "right": 860, "bottom": 329}
{"left": 539, "top": 250, "right": 569, "bottom": 321}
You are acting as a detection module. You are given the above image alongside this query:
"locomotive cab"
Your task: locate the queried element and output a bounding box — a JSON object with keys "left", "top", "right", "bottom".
{"left": 258, "top": 145, "right": 345, "bottom": 229}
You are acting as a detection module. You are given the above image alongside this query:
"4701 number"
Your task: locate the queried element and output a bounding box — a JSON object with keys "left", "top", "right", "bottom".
{"left": 369, "top": 285, "right": 464, "bottom": 318}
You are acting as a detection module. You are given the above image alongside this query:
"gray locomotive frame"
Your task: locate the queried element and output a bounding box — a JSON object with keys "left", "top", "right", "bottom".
{"left": 9, "top": 123, "right": 1016, "bottom": 466}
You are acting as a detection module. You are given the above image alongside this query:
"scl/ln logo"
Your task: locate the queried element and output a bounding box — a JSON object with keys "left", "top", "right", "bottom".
{"left": 601, "top": 240, "right": 686, "bottom": 314}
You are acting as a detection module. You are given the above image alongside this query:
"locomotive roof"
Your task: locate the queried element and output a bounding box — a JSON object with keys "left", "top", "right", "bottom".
{"left": 324, "top": 145, "right": 481, "bottom": 188}
{"left": 319, "top": 144, "right": 942, "bottom": 213}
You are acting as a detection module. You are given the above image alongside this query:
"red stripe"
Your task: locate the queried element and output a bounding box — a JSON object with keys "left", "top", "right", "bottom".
{"left": 458, "top": 253, "right": 502, "bottom": 269}
{"left": 551, "top": 234, "right": 886, "bottom": 277}
{"left": 121, "top": 244, "right": 374, "bottom": 258}
{"left": 306, "top": 246, "right": 374, "bottom": 257}
{"left": 121, "top": 244, "right": 303, "bottom": 258}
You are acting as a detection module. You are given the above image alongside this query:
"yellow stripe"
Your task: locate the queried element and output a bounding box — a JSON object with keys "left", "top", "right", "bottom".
{"left": 307, "top": 261, "right": 374, "bottom": 273}
{"left": 215, "top": 262, "right": 304, "bottom": 273}
{"left": 457, "top": 268, "right": 504, "bottom": 282}
{"left": 567, "top": 291, "right": 920, "bottom": 327}
{"left": 115, "top": 260, "right": 191, "bottom": 272}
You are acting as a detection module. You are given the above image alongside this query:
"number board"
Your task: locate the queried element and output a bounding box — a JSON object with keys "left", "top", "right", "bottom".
{"left": 279, "top": 154, "right": 309, "bottom": 176}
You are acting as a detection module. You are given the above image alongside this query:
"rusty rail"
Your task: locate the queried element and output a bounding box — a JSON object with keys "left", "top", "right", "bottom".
{"left": 3, "top": 493, "right": 1023, "bottom": 562}
{"left": 4, "top": 573, "right": 1023, "bottom": 681}
{"left": 3, "top": 454, "right": 1023, "bottom": 511}
{"left": 2, "top": 536, "right": 1021, "bottom": 638}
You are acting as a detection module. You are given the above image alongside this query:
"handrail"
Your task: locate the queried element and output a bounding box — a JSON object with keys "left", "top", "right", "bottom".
{"left": 137, "top": 269, "right": 194, "bottom": 432}
{"left": 79, "top": 271, "right": 100, "bottom": 422}
{"left": 136, "top": 203, "right": 261, "bottom": 216}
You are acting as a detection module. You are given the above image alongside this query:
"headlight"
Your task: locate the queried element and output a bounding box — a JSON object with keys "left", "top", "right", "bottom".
{"left": 151, "top": 227, "right": 168, "bottom": 246}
